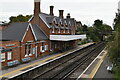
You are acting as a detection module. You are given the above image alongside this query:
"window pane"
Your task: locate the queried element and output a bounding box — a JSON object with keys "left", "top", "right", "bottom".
{"left": 1, "top": 53, "right": 5, "bottom": 62}
{"left": 7, "top": 52, "right": 12, "bottom": 60}
{"left": 33, "top": 48, "right": 35, "bottom": 54}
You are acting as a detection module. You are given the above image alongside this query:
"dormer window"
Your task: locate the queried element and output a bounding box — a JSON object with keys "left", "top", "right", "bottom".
{"left": 49, "top": 23, "right": 52, "bottom": 25}
{"left": 66, "top": 25, "right": 68, "bottom": 27}
{"left": 53, "top": 18, "right": 57, "bottom": 24}
{"left": 63, "top": 28, "right": 65, "bottom": 33}
{"left": 52, "top": 25, "right": 55, "bottom": 33}
{"left": 68, "top": 29, "right": 69, "bottom": 33}
{"left": 53, "top": 21, "right": 56, "bottom": 24}
{"left": 60, "top": 22, "right": 62, "bottom": 25}
{"left": 65, "top": 20, "right": 67, "bottom": 25}
{"left": 69, "top": 21, "right": 71, "bottom": 26}
{"left": 52, "top": 27, "right": 55, "bottom": 33}
{"left": 60, "top": 19, "right": 62, "bottom": 25}
{"left": 58, "top": 28, "right": 60, "bottom": 33}
{"left": 56, "top": 24, "right": 58, "bottom": 26}
{"left": 61, "top": 24, "right": 63, "bottom": 26}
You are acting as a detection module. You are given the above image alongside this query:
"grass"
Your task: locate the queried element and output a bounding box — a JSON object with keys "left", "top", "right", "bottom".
{"left": 114, "top": 66, "right": 120, "bottom": 80}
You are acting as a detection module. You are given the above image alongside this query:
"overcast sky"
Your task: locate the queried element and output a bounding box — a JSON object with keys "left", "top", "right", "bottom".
{"left": 0, "top": 0, "right": 120, "bottom": 26}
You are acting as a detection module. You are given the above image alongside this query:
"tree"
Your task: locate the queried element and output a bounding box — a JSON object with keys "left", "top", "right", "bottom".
{"left": 107, "top": 12, "right": 120, "bottom": 80}
{"left": 108, "top": 14, "right": 120, "bottom": 63}
{"left": 93, "top": 19, "right": 103, "bottom": 27}
{"left": 82, "top": 24, "right": 88, "bottom": 32}
{"left": 9, "top": 14, "right": 32, "bottom": 23}
{"left": 87, "top": 27, "right": 100, "bottom": 42}
{"left": 114, "top": 14, "right": 120, "bottom": 30}
{"left": 9, "top": 16, "right": 18, "bottom": 22}
{"left": 87, "top": 19, "right": 112, "bottom": 42}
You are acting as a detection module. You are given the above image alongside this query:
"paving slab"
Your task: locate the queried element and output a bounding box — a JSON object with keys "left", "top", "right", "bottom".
{"left": 94, "top": 56, "right": 115, "bottom": 79}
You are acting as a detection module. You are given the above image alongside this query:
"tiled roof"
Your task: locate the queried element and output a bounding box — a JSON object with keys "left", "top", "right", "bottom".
{"left": 0, "top": 22, "right": 48, "bottom": 41}
{"left": 1, "top": 22, "right": 29, "bottom": 41}
{"left": 46, "top": 16, "right": 54, "bottom": 24}
{"left": 31, "top": 24, "right": 48, "bottom": 40}
{"left": 40, "top": 13, "right": 76, "bottom": 29}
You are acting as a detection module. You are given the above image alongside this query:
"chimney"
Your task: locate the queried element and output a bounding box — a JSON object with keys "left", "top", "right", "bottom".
{"left": 66, "top": 13, "right": 71, "bottom": 18}
{"left": 34, "top": 0, "right": 41, "bottom": 16}
{"left": 50, "top": 6, "right": 54, "bottom": 16}
{"left": 59, "top": 10, "right": 64, "bottom": 18}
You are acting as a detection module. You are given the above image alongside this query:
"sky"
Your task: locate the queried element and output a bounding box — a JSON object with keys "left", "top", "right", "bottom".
{"left": 0, "top": 0, "right": 120, "bottom": 27}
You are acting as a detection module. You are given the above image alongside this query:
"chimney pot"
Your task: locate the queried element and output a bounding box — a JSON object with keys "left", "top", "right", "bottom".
{"left": 59, "top": 10, "right": 64, "bottom": 19}
{"left": 66, "top": 13, "right": 71, "bottom": 18}
{"left": 50, "top": 6, "right": 54, "bottom": 16}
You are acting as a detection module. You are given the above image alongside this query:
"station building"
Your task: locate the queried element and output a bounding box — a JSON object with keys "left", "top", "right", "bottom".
{"left": 0, "top": 0, "right": 86, "bottom": 68}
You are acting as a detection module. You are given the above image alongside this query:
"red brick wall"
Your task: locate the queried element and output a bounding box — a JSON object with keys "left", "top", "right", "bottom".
{"left": 21, "top": 26, "right": 50, "bottom": 59}
{"left": 23, "top": 26, "right": 35, "bottom": 43}
{"left": 0, "top": 41, "right": 21, "bottom": 67}
{"left": 21, "top": 26, "right": 35, "bottom": 59}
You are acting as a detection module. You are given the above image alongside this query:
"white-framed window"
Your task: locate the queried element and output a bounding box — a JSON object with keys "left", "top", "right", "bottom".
{"left": 1, "top": 53, "right": 5, "bottom": 62}
{"left": 29, "top": 45, "right": 33, "bottom": 56}
{"left": 68, "top": 29, "right": 70, "bottom": 33}
{"left": 45, "top": 45, "right": 48, "bottom": 51}
{"left": 25, "top": 45, "right": 28, "bottom": 57}
{"left": 40, "top": 46, "right": 45, "bottom": 52}
{"left": 7, "top": 52, "right": 12, "bottom": 60}
{"left": 58, "top": 28, "right": 60, "bottom": 33}
{"left": 63, "top": 29, "right": 65, "bottom": 33}
{"left": 52, "top": 27, "right": 55, "bottom": 33}
{"left": 40, "top": 42, "right": 45, "bottom": 52}
{"left": 32, "top": 48, "right": 35, "bottom": 54}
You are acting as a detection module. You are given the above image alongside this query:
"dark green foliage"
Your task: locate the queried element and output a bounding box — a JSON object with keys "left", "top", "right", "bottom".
{"left": 87, "top": 27, "right": 100, "bottom": 42}
{"left": 76, "top": 19, "right": 112, "bottom": 42}
{"left": 114, "top": 13, "right": 120, "bottom": 30}
{"left": 76, "top": 24, "right": 88, "bottom": 34}
{"left": 108, "top": 13, "right": 120, "bottom": 64}
{"left": 115, "top": 66, "right": 120, "bottom": 80}
{"left": 82, "top": 24, "right": 88, "bottom": 32}
{"left": 107, "top": 12, "right": 120, "bottom": 80}
{"left": 93, "top": 19, "right": 103, "bottom": 27}
{"left": 9, "top": 14, "right": 32, "bottom": 23}
{"left": 87, "top": 19, "right": 112, "bottom": 42}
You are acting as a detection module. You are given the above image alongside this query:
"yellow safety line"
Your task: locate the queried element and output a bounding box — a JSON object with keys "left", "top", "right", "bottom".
{"left": 0, "top": 54, "right": 63, "bottom": 78}
{"left": 89, "top": 52, "right": 107, "bottom": 79}
{"left": 0, "top": 43, "right": 92, "bottom": 78}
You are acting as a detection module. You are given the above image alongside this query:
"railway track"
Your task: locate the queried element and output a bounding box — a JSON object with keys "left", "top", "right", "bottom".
{"left": 8, "top": 42, "right": 105, "bottom": 80}
{"left": 59, "top": 42, "right": 105, "bottom": 80}
{"left": 31, "top": 42, "right": 105, "bottom": 80}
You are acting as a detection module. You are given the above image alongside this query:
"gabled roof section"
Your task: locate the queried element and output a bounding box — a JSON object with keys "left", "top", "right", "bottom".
{"left": 1, "top": 22, "right": 29, "bottom": 41}
{"left": 40, "top": 13, "right": 52, "bottom": 28}
{"left": 52, "top": 17, "right": 57, "bottom": 24}
{"left": 31, "top": 24, "right": 48, "bottom": 41}
{"left": 0, "top": 22, "right": 48, "bottom": 41}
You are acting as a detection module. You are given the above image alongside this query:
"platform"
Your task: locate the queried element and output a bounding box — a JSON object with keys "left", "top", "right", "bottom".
{"left": 77, "top": 48, "right": 115, "bottom": 79}
{"left": 0, "top": 43, "right": 93, "bottom": 79}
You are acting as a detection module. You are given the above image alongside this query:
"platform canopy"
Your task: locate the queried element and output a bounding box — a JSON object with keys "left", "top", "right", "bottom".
{"left": 50, "top": 34, "right": 86, "bottom": 41}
